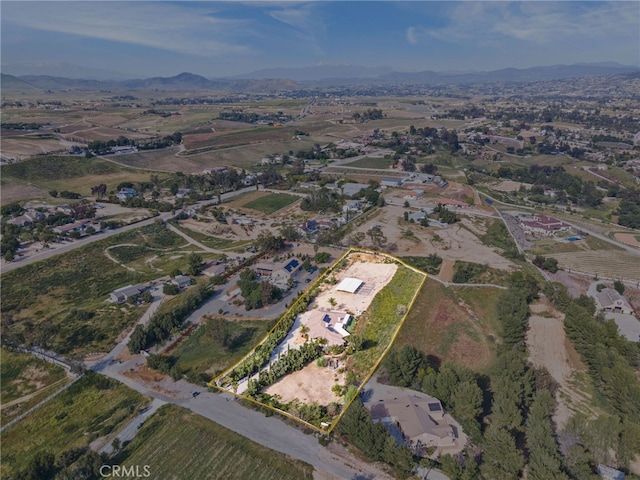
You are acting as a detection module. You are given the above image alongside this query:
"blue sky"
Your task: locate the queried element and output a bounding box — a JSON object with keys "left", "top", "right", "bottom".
{"left": 2, "top": 1, "right": 639, "bottom": 78}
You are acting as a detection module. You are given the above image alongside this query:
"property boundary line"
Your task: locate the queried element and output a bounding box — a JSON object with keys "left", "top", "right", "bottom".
{"left": 208, "top": 248, "right": 427, "bottom": 434}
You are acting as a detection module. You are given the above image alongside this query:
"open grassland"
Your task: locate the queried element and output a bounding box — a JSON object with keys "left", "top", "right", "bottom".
{"left": 546, "top": 250, "right": 640, "bottom": 281}
{"left": 349, "top": 266, "right": 426, "bottom": 376}
{"left": 394, "top": 279, "right": 500, "bottom": 372}
{"left": 172, "top": 223, "right": 250, "bottom": 250}
{"left": 1, "top": 155, "right": 168, "bottom": 198}
{"left": 242, "top": 193, "right": 299, "bottom": 214}
{"left": 0, "top": 348, "right": 69, "bottom": 426}
{"left": 0, "top": 373, "right": 148, "bottom": 479}
{"left": 175, "top": 317, "right": 276, "bottom": 384}
{"left": 0, "top": 223, "right": 186, "bottom": 357}
{"left": 116, "top": 404, "right": 313, "bottom": 480}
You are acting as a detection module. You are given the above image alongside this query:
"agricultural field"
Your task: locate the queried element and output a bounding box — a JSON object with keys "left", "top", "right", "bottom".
{"left": 241, "top": 193, "right": 299, "bottom": 214}
{"left": 345, "top": 156, "right": 393, "bottom": 169}
{"left": 0, "top": 223, "right": 189, "bottom": 357}
{"left": 0, "top": 373, "right": 149, "bottom": 479}
{"left": 215, "top": 250, "right": 426, "bottom": 432}
{"left": 546, "top": 249, "right": 640, "bottom": 282}
{"left": 0, "top": 155, "right": 168, "bottom": 200}
{"left": 394, "top": 280, "right": 501, "bottom": 372}
{"left": 0, "top": 348, "right": 69, "bottom": 426}
{"left": 116, "top": 404, "right": 313, "bottom": 480}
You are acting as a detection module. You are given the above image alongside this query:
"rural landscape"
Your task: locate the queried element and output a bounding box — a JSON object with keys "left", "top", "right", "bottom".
{"left": 2, "top": 1, "right": 640, "bottom": 479}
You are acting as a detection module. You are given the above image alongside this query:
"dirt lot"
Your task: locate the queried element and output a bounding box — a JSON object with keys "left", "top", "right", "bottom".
{"left": 526, "top": 299, "right": 595, "bottom": 429}
{"left": 314, "top": 254, "right": 398, "bottom": 314}
{"left": 350, "top": 205, "right": 516, "bottom": 275}
{"left": 0, "top": 182, "right": 49, "bottom": 204}
{"left": 264, "top": 362, "right": 344, "bottom": 405}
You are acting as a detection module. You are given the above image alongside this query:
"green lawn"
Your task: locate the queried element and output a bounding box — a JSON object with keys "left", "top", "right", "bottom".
{"left": 242, "top": 193, "right": 298, "bottom": 214}
{"left": 0, "top": 373, "right": 149, "bottom": 479}
{"left": 116, "top": 404, "right": 314, "bottom": 480}
{"left": 0, "top": 348, "right": 69, "bottom": 426}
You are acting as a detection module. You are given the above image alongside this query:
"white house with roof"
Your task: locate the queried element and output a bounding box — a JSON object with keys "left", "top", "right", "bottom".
{"left": 595, "top": 288, "right": 634, "bottom": 315}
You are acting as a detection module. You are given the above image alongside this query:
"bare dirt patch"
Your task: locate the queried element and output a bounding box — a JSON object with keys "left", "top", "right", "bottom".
{"left": 614, "top": 232, "right": 640, "bottom": 248}
{"left": 264, "top": 362, "right": 344, "bottom": 405}
{"left": 526, "top": 299, "right": 593, "bottom": 429}
{"left": 314, "top": 256, "right": 398, "bottom": 313}
{"left": 1, "top": 182, "right": 48, "bottom": 203}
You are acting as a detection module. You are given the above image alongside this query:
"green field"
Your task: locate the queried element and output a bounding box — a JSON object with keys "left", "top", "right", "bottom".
{"left": 0, "top": 155, "right": 167, "bottom": 198}
{"left": 0, "top": 373, "right": 149, "bottom": 479}
{"left": 394, "top": 280, "right": 501, "bottom": 372}
{"left": 0, "top": 348, "right": 69, "bottom": 426}
{"left": 0, "top": 223, "right": 187, "bottom": 356}
{"left": 241, "top": 193, "right": 299, "bottom": 214}
{"left": 174, "top": 316, "right": 276, "bottom": 384}
{"left": 344, "top": 156, "right": 393, "bottom": 169}
{"left": 349, "top": 265, "right": 426, "bottom": 376}
{"left": 116, "top": 404, "right": 313, "bottom": 480}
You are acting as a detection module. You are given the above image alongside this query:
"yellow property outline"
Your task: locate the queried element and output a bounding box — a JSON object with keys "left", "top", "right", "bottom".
{"left": 209, "top": 247, "right": 427, "bottom": 434}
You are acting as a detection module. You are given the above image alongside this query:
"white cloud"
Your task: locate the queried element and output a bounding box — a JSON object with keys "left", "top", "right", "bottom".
{"left": 422, "top": 2, "right": 639, "bottom": 47}
{"left": 2, "top": 2, "right": 252, "bottom": 57}
{"left": 406, "top": 27, "right": 417, "bottom": 45}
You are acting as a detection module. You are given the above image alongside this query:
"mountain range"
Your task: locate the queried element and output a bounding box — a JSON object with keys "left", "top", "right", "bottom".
{"left": 1, "top": 63, "right": 638, "bottom": 93}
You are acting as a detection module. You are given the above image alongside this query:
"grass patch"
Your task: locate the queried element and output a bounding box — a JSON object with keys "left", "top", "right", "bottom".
{"left": 395, "top": 279, "right": 499, "bottom": 372}
{"left": 242, "top": 193, "right": 298, "bottom": 214}
{"left": 0, "top": 223, "right": 185, "bottom": 357}
{"left": 0, "top": 372, "right": 148, "bottom": 479}
{"left": 349, "top": 266, "right": 425, "bottom": 376}
{"left": 0, "top": 348, "right": 69, "bottom": 426}
{"left": 481, "top": 219, "right": 517, "bottom": 252}
{"left": 400, "top": 254, "right": 442, "bottom": 275}
{"left": 345, "top": 156, "right": 393, "bottom": 169}
{"left": 452, "top": 261, "right": 510, "bottom": 286}
{"left": 175, "top": 316, "right": 275, "bottom": 384}
{"left": 172, "top": 223, "right": 241, "bottom": 250}
{"left": 116, "top": 404, "right": 313, "bottom": 480}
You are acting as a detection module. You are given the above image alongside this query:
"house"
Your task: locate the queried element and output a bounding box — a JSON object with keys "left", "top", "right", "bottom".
{"left": 435, "top": 198, "right": 469, "bottom": 208}
{"left": 254, "top": 258, "right": 301, "bottom": 288}
{"left": 302, "top": 309, "right": 352, "bottom": 346}
{"left": 300, "top": 220, "right": 319, "bottom": 235}
{"left": 203, "top": 166, "right": 229, "bottom": 175}
{"left": 202, "top": 263, "right": 227, "bottom": 278}
{"left": 342, "top": 183, "right": 369, "bottom": 197}
{"left": 381, "top": 178, "right": 403, "bottom": 187}
{"left": 520, "top": 214, "right": 571, "bottom": 236}
{"left": 8, "top": 210, "right": 46, "bottom": 227}
{"left": 116, "top": 187, "right": 137, "bottom": 201}
{"left": 343, "top": 200, "right": 362, "bottom": 213}
{"left": 52, "top": 220, "right": 97, "bottom": 235}
{"left": 171, "top": 275, "right": 193, "bottom": 288}
{"left": 369, "top": 394, "right": 458, "bottom": 450}
{"left": 403, "top": 190, "right": 424, "bottom": 200}
{"left": 595, "top": 288, "right": 634, "bottom": 315}
{"left": 109, "top": 285, "right": 144, "bottom": 304}
{"left": 597, "top": 465, "right": 625, "bottom": 480}
{"left": 176, "top": 188, "right": 192, "bottom": 198}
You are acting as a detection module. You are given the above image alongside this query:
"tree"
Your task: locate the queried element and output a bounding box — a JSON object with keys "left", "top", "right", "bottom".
{"left": 347, "top": 334, "right": 364, "bottom": 353}
{"left": 385, "top": 344, "right": 425, "bottom": 387}
{"left": 613, "top": 279, "right": 625, "bottom": 295}
{"left": 314, "top": 252, "right": 330, "bottom": 263}
{"left": 163, "top": 284, "right": 180, "bottom": 295}
{"left": 128, "top": 325, "right": 147, "bottom": 354}
{"left": 188, "top": 253, "right": 204, "bottom": 275}
{"left": 367, "top": 226, "right": 387, "bottom": 249}
{"left": 481, "top": 427, "right": 524, "bottom": 479}
{"left": 328, "top": 297, "right": 337, "bottom": 308}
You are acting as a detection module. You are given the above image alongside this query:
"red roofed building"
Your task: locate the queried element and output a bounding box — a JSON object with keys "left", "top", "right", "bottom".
{"left": 520, "top": 215, "right": 571, "bottom": 235}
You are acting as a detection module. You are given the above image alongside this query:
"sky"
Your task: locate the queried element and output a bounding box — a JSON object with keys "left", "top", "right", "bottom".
{"left": 2, "top": 1, "right": 639, "bottom": 79}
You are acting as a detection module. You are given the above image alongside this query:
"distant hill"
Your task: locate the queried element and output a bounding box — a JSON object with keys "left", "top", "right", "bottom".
{"left": 2, "top": 63, "right": 637, "bottom": 93}
{"left": 0, "top": 74, "right": 41, "bottom": 92}
{"left": 231, "top": 64, "right": 394, "bottom": 82}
